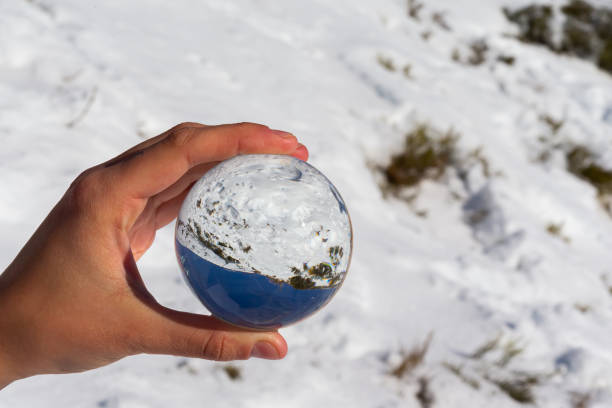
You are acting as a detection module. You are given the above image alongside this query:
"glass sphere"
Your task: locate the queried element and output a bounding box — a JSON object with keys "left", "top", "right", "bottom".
{"left": 175, "top": 154, "right": 352, "bottom": 330}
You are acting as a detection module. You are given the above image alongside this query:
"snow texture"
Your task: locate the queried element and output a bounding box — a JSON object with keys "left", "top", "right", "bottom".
{"left": 176, "top": 154, "right": 351, "bottom": 287}
{"left": 2, "top": 0, "right": 612, "bottom": 406}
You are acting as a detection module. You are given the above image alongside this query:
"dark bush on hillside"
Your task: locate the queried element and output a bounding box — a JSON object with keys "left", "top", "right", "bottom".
{"left": 504, "top": 1, "right": 612, "bottom": 75}
{"left": 599, "top": 41, "right": 612, "bottom": 72}
{"left": 383, "top": 125, "right": 458, "bottom": 189}
{"left": 503, "top": 5, "right": 554, "bottom": 48}
{"left": 561, "top": 0, "right": 593, "bottom": 22}
{"left": 560, "top": 20, "right": 595, "bottom": 57}
{"left": 566, "top": 146, "right": 612, "bottom": 195}
{"left": 566, "top": 145, "right": 612, "bottom": 216}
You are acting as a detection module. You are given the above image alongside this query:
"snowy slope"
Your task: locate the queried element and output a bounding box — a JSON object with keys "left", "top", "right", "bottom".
{"left": 2, "top": 0, "right": 612, "bottom": 406}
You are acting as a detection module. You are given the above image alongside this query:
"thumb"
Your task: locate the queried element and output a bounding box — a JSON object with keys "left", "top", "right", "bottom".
{"left": 130, "top": 305, "right": 288, "bottom": 361}
{"left": 122, "top": 250, "right": 287, "bottom": 361}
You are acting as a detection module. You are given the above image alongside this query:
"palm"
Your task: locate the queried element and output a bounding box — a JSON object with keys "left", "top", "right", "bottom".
{"left": 0, "top": 123, "right": 304, "bottom": 386}
{"left": 127, "top": 162, "right": 216, "bottom": 260}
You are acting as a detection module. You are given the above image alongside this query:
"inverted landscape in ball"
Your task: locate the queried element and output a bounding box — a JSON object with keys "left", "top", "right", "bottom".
{"left": 175, "top": 154, "right": 353, "bottom": 330}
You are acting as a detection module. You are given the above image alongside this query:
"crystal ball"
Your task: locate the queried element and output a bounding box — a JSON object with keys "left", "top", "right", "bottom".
{"left": 175, "top": 154, "right": 352, "bottom": 330}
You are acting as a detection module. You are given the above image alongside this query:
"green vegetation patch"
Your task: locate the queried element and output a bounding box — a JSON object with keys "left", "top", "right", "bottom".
{"left": 561, "top": 0, "right": 594, "bottom": 22}
{"left": 389, "top": 333, "right": 433, "bottom": 379}
{"left": 490, "top": 374, "right": 538, "bottom": 404}
{"left": 566, "top": 146, "right": 612, "bottom": 216}
{"left": 503, "top": 5, "right": 555, "bottom": 48}
{"left": 504, "top": 0, "right": 612, "bottom": 75}
{"left": 383, "top": 124, "right": 459, "bottom": 189}
{"left": 546, "top": 222, "right": 571, "bottom": 243}
{"left": 377, "top": 123, "right": 495, "bottom": 212}
{"left": 377, "top": 54, "right": 396, "bottom": 72}
{"left": 566, "top": 146, "right": 612, "bottom": 196}
{"left": 560, "top": 20, "right": 595, "bottom": 57}
{"left": 461, "top": 334, "right": 549, "bottom": 405}
{"left": 534, "top": 116, "right": 612, "bottom": 218}
{"left": 223, "top": 365, "right": 242, "bottom": 380}
{"left": 598, "top": 40, "right": 612, "bottom": 72}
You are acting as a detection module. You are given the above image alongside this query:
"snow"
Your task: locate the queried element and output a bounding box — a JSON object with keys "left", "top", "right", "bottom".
{"left": 176, "top": 154, "right": 352, "bottom": 286}
{"left": 2, "top": 0, "right": 612, "bottom": 406}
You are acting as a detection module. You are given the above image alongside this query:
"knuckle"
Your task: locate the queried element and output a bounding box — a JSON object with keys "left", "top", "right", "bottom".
{"left": 67, "top": 170, "right": 105, "bottom": 211}
{"left": 201, "top": 332, "right": 245, "bottom": 361}
{"left": 235, "top": 122, "right": 267, "bottom": 133}
{"left": 172, "top": 122, "right": 202, "bottom": 131}
{"left": 201, "top": 331, "right": 226, "bottom": 361}
{"left": 167, "top": 127, "right": 194, "bottom": 148}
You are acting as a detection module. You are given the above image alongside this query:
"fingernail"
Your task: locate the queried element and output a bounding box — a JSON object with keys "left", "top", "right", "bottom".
{"left": 270, "top": 129, "right": 295, "bottom": 139}
{"left": 294, "top": 143, "right": 307, "bottom": 156}
{"left": 251, "top": 341, "right": 280, "bottom": 359}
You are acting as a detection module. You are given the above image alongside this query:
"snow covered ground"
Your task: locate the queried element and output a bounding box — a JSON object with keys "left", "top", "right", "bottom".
{"left": 2, "top": 0, "right": 612, "bottom": 406}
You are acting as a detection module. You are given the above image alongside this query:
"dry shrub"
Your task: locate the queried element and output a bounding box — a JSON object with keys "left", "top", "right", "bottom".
{"left": 382, "top": 124, "right": 459, "bottom": 191}
{"left": 566, "top": 146, "right": 612, "bottom": 215}
{"left": 407, "top": 0, "right": 424, "bottom": 20}
{"left": 503, "top": 5, "right": 555, "bottom": 48}
{"left": 223, "top": 365, "right": 242, "bottom": 380}
{"left": 390, "top": 333, "right": 433, "bottom": 379}
{"left": 504, "top": 1, "right": 612, "bottom": 74}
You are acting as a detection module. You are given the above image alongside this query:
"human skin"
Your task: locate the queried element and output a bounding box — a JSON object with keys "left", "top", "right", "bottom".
{"left": 0, "top": 122, "right": 308, "bottom": 389}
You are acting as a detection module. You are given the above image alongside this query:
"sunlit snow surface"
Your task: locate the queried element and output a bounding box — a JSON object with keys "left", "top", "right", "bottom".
{"left": 175, "top": 154, "right": 352, "bottom": 328}
{"left": 4, "top": 0, "right": 612, "bottom": 406}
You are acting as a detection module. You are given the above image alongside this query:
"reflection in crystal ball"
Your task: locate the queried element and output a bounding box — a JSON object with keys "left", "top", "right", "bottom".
{"left": 175, "top": 154, "right": 352, "bottom": 330}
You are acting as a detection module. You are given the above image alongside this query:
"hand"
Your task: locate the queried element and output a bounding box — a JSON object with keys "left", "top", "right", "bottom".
{"left": 0, "top": 122, "right": 308, "bottom": 389}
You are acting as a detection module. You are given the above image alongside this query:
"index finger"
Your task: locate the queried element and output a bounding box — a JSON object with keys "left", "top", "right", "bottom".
{"left": 102, "top": 122, "right": 307, "bottom": 225}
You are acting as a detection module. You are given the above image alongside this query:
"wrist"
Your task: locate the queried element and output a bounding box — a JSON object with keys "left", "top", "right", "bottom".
{"left": 0, "top": 364, "right": 17, "bottom": 390}
{"left": 0, "top": 274, "right": 25, "bottom": 389}
{"left": 0, "top": 337, "right": 19, "bottom": 389}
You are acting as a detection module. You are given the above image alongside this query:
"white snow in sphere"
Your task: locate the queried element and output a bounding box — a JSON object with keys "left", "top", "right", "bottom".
{"left": 176, "top": 154, "right": 352, "bottom": 288}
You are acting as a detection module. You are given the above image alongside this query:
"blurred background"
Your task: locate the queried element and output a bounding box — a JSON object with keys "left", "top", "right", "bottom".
{"left": 2, "top": 0, "right": 612, "bottom": 406}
